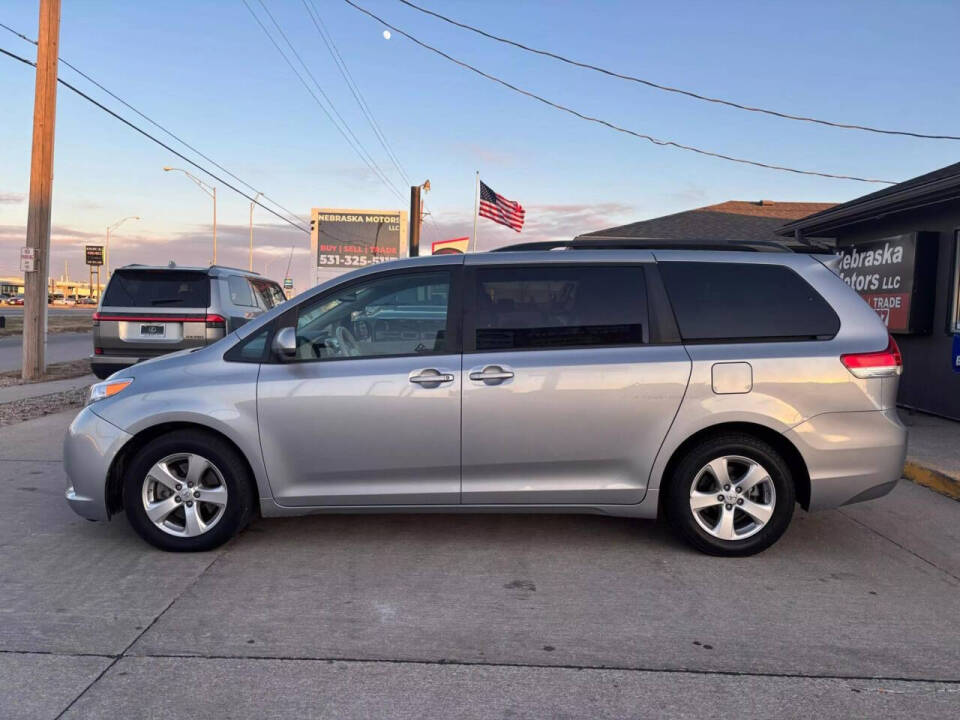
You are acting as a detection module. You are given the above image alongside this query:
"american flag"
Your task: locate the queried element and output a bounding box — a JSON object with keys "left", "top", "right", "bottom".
{"left": 478, "top": 180, "right": 525, "bottom": 232}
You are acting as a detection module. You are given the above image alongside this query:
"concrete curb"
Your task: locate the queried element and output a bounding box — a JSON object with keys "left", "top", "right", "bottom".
{"left": 903, "top": 460, "right": 960, "bottom": 501}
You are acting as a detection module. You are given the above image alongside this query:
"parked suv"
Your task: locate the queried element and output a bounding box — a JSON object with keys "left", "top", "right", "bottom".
{"left": 65, "top": 247, "right": 906, "bottom": 555}
{"left": 91, "top": 265, "right": 286, "bottom": 379}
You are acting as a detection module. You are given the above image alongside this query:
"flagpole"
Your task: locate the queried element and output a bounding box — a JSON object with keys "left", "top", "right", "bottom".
{"left": 471, "top": 171, "right": 479, "bottom": 253}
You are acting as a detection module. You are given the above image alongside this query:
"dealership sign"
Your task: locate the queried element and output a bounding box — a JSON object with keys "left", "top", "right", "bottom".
{"left": 85, "top": 245, "right": 104, "bottom": 266}
{"left": 837, "top": 233, "right": 937, "bottom": 334}
{"left": 310, "top": 208, "right": 406, "bottom": 274}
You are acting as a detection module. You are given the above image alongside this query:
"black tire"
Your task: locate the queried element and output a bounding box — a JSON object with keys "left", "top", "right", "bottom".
{"left": 91, "top": 365, "right": 113, "bottom": 380}
{"left": 665, "top": 433, "right": 795, "bottom": 556}
{"left": 123, "top": 430, "right": 255, "bottom": 552}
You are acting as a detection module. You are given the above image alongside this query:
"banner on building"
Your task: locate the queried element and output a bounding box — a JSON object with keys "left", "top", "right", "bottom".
{"left": 837, "top": 232, "right": 937, "bottom": 334}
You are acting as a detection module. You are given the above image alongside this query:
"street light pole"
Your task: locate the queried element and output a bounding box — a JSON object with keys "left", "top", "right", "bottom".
{"left": 249, "top": 191, "right": 263, "bottom": 271}
{"left": 163, "top": 167, "right": 217, "bottom": 265}
{"left": 105, "top": 215, "right": 140, "bottom": 276}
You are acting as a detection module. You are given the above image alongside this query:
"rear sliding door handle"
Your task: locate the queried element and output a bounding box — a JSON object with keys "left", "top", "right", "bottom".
{"left": 468, "top": 365, "right": 515, "bottom": 383}
{"left": 409, "top": 369, "right": 455, "bottom": 385}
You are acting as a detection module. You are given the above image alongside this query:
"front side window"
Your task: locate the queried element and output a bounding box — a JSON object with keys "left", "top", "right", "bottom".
{"left": 294, "top": 271, "right": 451, "bottom": 360}
{"left": 471, "top": 265, "right": 648, "bottom": 351}
{"left": 252, "top": 280, "right": 286, "bottom": 309}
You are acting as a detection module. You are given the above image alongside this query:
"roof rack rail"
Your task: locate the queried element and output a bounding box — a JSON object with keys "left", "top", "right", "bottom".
{"left": 491, "top": 237, "right": 835, "bottom": 254}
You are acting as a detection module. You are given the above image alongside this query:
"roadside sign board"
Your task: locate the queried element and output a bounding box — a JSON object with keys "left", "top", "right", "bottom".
{"left": 283, "top": 277, "right": 294, "bottom": 290}
{"left": 310, "top": 207, "right": 407, "bottom": 287}
{"left": 85, "top": 245, "right": 104, "bottom": 266}
{"left": 20, "top": 247, "right": 36, "bottom": 272}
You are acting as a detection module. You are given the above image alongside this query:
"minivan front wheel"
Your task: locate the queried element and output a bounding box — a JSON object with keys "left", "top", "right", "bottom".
{"left": 666, "top": 434, "right": 795, "bottom": 556}
{"left": 123, "top": 431, "right": 254, "bottom": 552}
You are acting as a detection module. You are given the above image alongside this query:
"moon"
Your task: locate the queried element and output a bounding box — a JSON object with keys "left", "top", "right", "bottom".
{"left": 382, "top": 30, "right": 391, "bottom": 40}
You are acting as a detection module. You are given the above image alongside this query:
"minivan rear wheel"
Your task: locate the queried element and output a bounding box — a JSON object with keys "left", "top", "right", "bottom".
{"left": 665, "top": 433, "right": 795, "bottom": 556}
{"left": 123, "top": 430, "right": 254, "bottom": 552}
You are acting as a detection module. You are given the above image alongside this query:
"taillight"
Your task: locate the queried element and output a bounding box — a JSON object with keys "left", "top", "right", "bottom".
{"left": 94, "top": 347, "right": 103, "bottom": 355}
{"left": 841, "top": 336, "right": 902, "bottom": 378}
{"left": 205, "top": 314, "right": 226, "bottom": 329}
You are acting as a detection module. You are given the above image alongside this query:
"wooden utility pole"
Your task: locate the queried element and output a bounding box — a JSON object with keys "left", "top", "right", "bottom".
{"left": 22, "top": 0, "right": 61, "bottom": 380}
{"left": 408, "top": 185, "right": 421, "bottom": 257}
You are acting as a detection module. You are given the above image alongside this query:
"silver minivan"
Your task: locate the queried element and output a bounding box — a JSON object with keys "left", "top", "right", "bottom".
{"left": 64, "top": 248, "right": 907, "bottom": 555}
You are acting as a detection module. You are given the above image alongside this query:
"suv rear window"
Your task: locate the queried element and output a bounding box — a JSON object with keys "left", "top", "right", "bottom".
{"left": 471, "top": 265, "right": 648, "bottom": 351}
{"left": 658, "top": 261, "right": 839, "bottom": 342}
{"left": 102, "top": 270, "right": 209, "bottom": 308}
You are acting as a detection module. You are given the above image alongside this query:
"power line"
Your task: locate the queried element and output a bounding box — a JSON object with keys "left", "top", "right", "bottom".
{"left": 303, "top": 0, "right": 412, "bottom": 189}
{"left": 342, "top": 0, "right": 896, "bottom": 185}
{"left": 299, "top": 3, "right": 447, "bottom": 244}
{"left": 0, "top": 20, "right": 308, "bottom": 228}
{"left": 394, "top": 0, "right": 960, "bottom": 142}
{"left": 0, "top": 45, "right": 309, "bottom": 233}
{"left": 242, "top": 0, "right": 405, "bottom": 202}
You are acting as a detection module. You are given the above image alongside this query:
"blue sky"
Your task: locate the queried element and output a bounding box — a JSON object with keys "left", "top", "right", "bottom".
{"left": 1, "top": 0, "right": 958, "bottom": 289}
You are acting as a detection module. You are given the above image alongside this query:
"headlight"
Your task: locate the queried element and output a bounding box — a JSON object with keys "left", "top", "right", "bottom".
{"left": 88, "top": 378, "right": 133, "bottom": 403}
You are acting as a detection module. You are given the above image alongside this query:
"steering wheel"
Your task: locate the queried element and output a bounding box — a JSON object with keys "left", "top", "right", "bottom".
{"left": 335, "top": 325, "right": 362, "bottom": 357}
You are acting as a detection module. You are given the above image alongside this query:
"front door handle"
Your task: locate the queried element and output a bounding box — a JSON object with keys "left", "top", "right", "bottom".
{"left": 468, "top": 365, "right": 515, "bottom": 384}
{"left": 409, "top": 368, "right": 455, "bottom": 386}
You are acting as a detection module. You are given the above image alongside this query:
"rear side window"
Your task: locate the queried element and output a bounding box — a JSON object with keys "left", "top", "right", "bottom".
{"left": 228, "top": 276, "right": 256, "bottom": 307}
{"left": 102, "top": 270, "right": 209, "bottom": 308}
{"left": 471, "top": 265, "right": 648, "bottom": 351}
{"left": 658, "top": 262, "right": 839, "bottom": 342}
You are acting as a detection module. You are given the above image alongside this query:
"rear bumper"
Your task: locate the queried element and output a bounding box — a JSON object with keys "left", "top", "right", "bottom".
{"left": 785, "top": 409, "right": 907, "bottom": 511}
{"left": 90, "top": 354, "right": 140, "bottom": 376}
{"left": 63, "top": 405, "right": 132, "bottom": 521}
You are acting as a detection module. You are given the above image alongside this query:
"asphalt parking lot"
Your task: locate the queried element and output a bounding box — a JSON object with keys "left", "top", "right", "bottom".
{"left": 1, "top": 410, "right": 959, "bottom": 719}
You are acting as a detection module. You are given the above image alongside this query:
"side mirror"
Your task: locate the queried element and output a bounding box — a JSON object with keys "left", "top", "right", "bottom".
{"left": 272, "top": 326, "right": 297, "bottom": 359}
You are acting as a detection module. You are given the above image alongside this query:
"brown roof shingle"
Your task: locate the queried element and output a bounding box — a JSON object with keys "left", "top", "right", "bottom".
{"left": 580, "top": 200, "right": 837, "bottom": 244}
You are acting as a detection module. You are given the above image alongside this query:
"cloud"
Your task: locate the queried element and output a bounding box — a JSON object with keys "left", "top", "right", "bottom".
{"left": 425, "top": 201, "right": 637, "bottom": 250}
{"left": 0, "top": 193, "right": 25, "bottom": 205}
{"left": 0, "top": 200, "right": 641, "bottom": 290}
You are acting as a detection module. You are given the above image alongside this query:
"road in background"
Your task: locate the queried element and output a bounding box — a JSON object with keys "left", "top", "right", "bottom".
{"left": 0, "top": 410, "right": 957, "bottom": 718}
{"left": 0, "top": 332, "right": 91, "bottom": 371}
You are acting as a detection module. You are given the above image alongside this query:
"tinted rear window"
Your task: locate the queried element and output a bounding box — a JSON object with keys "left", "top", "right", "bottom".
{"left": 472, "top": 265, "right": 647, "bottom": 351}
{"left": 102, "top": 270, "right": 209, "bottom": 308}
{"left": 658, "top": 262, "right": 839, "bottom": 342}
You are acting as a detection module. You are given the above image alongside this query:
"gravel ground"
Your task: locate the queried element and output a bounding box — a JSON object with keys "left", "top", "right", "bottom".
{"left": 0, "top": 386, "right": 85, "bottom": 426}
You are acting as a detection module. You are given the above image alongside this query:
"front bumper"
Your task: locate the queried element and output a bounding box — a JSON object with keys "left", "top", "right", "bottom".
{"left": 63, "top": 405, "right": 132, "bottom": 521}
{"left": 785, "top": 409, "right": 907, "bottom": 512}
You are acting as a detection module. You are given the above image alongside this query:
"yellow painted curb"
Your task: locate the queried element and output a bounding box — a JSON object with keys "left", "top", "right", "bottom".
{"left": 903, "top": 460, "right": 960, "bottom": 501}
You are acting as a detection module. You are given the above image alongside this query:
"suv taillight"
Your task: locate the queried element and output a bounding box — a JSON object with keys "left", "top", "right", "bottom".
{"left": 205, "top": 314, "right": 226, "bottom": 329}
{"left": 841, "top": 336, "right": 902, "bottom": 378}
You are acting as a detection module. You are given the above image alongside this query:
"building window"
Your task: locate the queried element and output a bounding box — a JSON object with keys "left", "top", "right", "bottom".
{"left": 951, "top": 230, "right": 960, "bottom": 333}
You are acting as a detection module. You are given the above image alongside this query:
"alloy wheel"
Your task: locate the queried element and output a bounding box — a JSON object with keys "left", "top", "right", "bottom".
{"left": 689, "top": 455, "right": 776, "bottom": 542}
{"left": 140, "top": 453, "right": 229, "bottom": 538}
